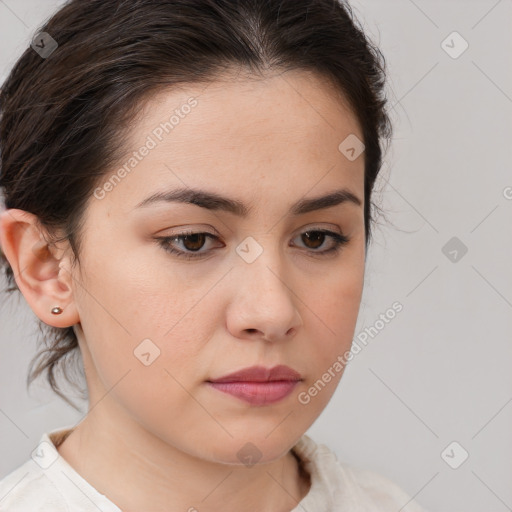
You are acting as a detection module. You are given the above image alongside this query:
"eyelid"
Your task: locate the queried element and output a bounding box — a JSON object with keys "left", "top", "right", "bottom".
{"left": 158, "top": 225, "right": 220, "bottom": 237}
{"left": 156, "top": 224, "right": 350, "bottom": 261}
{"left": 163, "top": 223, "right": 343, "bottom": 237}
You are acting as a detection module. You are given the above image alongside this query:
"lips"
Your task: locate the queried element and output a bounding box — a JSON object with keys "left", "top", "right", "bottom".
{"left": 207, "top": 364, "right": 302, "bottom": 383}
{"left": 206, "top": 365, "right": 303, "bottom": 405}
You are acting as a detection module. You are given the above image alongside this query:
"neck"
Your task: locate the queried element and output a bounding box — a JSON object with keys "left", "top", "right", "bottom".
{"left": 56, "top": 406, "right": 310, "bottom": 512}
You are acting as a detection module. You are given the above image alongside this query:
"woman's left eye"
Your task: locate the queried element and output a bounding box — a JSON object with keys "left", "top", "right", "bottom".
{"left": 156, "top": 229, "right": 350, "bottom": 260}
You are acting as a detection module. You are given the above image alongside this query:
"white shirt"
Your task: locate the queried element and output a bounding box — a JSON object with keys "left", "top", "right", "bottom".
{"left": 0, "top": 425, "right": 429, "bottom": 511}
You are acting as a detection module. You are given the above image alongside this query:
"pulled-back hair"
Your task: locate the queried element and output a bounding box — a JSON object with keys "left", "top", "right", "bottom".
{"left": 0, "top": 0, "right": 392, "bottom": 410}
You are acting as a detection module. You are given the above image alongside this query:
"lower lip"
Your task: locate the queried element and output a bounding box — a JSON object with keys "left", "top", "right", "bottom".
{"left": 207, "top": 380, "right": 300, "bottom": 405}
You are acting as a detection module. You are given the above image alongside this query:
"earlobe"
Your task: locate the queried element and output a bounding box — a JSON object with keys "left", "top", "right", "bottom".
{"left": 0, "top": 208, "right": 80, "bottom": 328}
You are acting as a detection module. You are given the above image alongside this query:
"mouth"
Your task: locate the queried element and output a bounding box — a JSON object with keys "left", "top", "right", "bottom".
{"left": 206, "top": 364, "right": 303, "bottom": 406}
{"left": 206, "top": 380, "right": 300, "bottom": 406}
{"left": 208, "top": 364, "right": 302, "bottom": 383}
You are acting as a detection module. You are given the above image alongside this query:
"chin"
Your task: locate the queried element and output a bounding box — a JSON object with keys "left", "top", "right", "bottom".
{"left": 202, "top": 432, "right": 300, "bottom": 467}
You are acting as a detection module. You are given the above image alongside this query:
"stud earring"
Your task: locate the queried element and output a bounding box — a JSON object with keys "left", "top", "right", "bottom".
{"left": 51, "top": 306, "right": 63, "bottom": 315}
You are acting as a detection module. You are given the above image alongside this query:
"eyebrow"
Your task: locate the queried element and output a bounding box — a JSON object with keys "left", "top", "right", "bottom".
{"left": 134, "top": 187, "right": 362, "bottom": 216}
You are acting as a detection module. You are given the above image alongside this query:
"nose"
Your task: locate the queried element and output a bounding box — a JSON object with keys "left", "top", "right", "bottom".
{"left": 226, "top": 250, "right": 303, "bottom": 343}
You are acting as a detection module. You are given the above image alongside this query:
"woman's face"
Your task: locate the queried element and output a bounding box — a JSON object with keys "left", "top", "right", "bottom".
{"left": 64, "top": 69, "right": 366, "bottom": 463}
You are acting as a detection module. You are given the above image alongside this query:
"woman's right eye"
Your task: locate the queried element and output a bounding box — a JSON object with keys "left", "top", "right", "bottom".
{"left": 156, "top": 231, "right": 221, "bottom": 260}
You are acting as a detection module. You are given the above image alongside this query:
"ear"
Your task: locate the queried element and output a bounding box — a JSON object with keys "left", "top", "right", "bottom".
{"left": 0, "top": 208, "right": 80, "bottom": 328}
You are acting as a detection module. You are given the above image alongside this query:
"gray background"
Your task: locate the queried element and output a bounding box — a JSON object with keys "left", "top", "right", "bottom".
{"left": 1, "top": 1, "right": 511, "bottom": 511}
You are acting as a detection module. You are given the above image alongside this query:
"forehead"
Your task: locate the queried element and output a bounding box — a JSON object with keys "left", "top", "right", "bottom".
{"left": 138, "top": 69, "right": 362, "bottom": 144}
{"left": 93, "top": 69, "right": 365, "bottom": 217}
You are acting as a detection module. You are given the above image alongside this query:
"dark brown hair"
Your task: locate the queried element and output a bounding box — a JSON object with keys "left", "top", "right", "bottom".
{"left": 0, "top": 0, "right": 392, "bottom": 410}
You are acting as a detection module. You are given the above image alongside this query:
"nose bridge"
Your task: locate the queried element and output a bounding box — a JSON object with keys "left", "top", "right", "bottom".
{"left": 232, "top": 233, "right": 298, "bottom": 316}
{"left": 235, "top": 233, "right": 287, "bottom": 292}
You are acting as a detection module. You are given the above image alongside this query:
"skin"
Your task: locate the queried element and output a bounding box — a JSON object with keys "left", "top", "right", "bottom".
{"left": 0, "top": 68, "right": 366, "bottom": 512}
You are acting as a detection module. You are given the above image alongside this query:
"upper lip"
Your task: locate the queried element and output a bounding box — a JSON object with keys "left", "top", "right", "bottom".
{"left": 208, "top": 365, "right": 302, "bottom": 383}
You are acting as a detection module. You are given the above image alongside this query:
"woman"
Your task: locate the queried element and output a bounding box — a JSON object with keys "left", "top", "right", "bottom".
{"left": 0, "top": 0, "right": 430, "bottom": 510}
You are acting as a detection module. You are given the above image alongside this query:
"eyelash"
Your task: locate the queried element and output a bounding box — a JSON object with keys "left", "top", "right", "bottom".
{"left": 156, "top": 229, "right": 350, "bottom": 260}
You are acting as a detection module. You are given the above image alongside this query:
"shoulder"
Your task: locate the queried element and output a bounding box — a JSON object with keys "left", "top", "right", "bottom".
{"left": 341, "top": 463, "right": 430, "bottom": 512}
{"left": 0, "top": 428, "right": 122, "bottom": 512}
{"left": 293, "top": 434, "right": 430, "bottom": 512}
{"left": 0, "top": 459, "right": 67, "bottom": 511}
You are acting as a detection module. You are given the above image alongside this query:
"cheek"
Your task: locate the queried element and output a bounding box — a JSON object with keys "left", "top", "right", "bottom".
{"left": 71, "top": 261, "right": 198, "bottom": 396}
{"left": 328, "top": 277, "right": 364, "bottom": 339}
{"left": 300, "top": 257, "right": 364, "bottom": 383}
{"left": 316, "top": 260, "right": 364, "bottom": 340}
